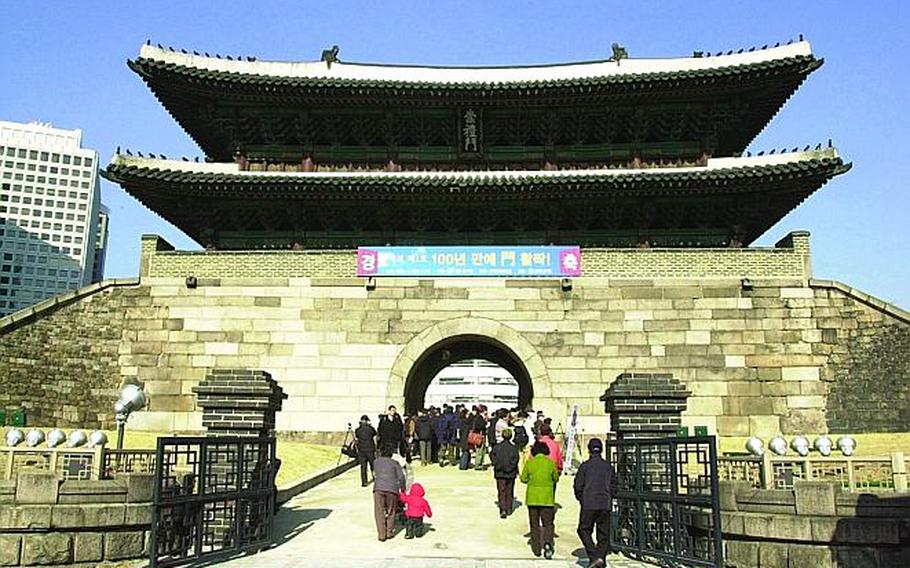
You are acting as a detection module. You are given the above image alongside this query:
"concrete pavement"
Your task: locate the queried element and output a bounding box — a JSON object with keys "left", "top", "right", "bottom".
{"left": 216, "top": 462, "right": 654, "bottom": 567}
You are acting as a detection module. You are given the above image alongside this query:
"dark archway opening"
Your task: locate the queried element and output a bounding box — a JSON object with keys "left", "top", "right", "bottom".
{"left": 403, "top": 334, "right": 533, "bottom": 415}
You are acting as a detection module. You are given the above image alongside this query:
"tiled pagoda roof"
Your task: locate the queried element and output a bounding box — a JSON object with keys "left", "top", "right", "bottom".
{"left": 104, "top": 150, "right": 847, "bottom": 195}
{"left": 131, "top": 42, "right": 816, "bottom": 90}
{"left": 127, "top": 42, "right": 823, "bottom": 163}
{"left": 102, "top": 150, "right": 849, "bottom": 248}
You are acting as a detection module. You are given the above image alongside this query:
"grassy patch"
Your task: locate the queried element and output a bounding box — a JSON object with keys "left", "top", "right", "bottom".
{"left": 719, "top": 433, "right": 910, "bottom": 456}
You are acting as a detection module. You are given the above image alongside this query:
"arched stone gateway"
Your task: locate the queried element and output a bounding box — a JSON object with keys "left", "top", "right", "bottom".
{"left": 387, "top": 317, "right": 551, "bottom": 414}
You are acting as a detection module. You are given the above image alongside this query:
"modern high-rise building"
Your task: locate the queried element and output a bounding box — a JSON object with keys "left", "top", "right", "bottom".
{"left": 92, "top": 204, "right": 110, "bottom": 282}
{"left": 0, "top": 120, "right": 106, "bottom": 316}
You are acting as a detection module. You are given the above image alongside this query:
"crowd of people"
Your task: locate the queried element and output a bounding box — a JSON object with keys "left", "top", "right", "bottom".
{"left": 349, "top": 404, "right": 617, "bottom": 567}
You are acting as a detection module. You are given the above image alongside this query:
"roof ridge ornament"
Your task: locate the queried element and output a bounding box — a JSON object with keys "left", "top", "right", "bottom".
{"left": 321, "top": 45, "right": 340, "bottom": 68}
{"left": 610, "top": 42, "right": 628, "bottom": 64}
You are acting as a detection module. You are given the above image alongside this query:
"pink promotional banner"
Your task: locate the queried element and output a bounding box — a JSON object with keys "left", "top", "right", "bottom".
{"left": 356, "top": 246, "right": 582, "bottom": 277}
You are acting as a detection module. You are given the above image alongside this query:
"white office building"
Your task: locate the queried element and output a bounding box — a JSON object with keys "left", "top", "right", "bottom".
{"left": 425, "top": 359, "right": 519, "bottom": 410}
{"left": 0, "top": 120, "right": 106, "bottom": 316}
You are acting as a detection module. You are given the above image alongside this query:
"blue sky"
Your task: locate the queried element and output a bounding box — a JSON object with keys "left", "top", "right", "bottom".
{"left": 2, "top": 1, "right": 907, "bottom": 306}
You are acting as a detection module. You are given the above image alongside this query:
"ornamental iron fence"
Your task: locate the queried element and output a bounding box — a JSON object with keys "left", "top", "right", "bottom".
{"left": 149, "top": 436, "right": 277, "bottom": 568}
{"left": 608, "top": 436, "right": 723, "bottom": 568}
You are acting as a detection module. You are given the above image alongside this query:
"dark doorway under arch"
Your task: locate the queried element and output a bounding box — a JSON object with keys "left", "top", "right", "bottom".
{"left": 403, "top": 334, "right": 533, "bottom": 414}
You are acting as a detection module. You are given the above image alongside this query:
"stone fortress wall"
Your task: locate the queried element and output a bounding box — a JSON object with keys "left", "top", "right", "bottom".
{"left": 0, "top": 232, "right": 907, "bottom": 439}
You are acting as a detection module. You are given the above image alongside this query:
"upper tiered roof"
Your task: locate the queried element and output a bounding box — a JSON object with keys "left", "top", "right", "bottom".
{"left": 128, "top": 41, "right": 822, "bottom": 166}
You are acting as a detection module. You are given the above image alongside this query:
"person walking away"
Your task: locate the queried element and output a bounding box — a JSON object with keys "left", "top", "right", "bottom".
{"left": 435, "top": 406, "right": 451, "bottom": 466}
{"left": 512, "top": 411, "right": 531, "bottom": 470}
{"left": 378, "top": 405, "right": 404, "bottom": 456}
{"left": 531, "top": 410, "right": 546, "bottom": 437}
{"left": 520, "top": 441, "right": 560, "bottom": 559}
{"left": 456, "top": 407, "right": 471, "bottom": 469}
{"left": 574, "top": 438, "right": 617, "bottom": 568}
{"left": 373, "top": 447, "right": 406, "bottom": 541}
{"left": 429, "top": 407, "right": 442, "bottom": 462}
{"left": 354, "top": 415, "right": 377, "bottom": 487}
{"left": 402, "top": 413, "right": 417, "bottom": 462}
{"left": 537, "top": 424, "right": 564, "bottom": 474}
{"left": 494, "top": 408, "right": 510, "bottom": 444}
{"left": 415, "top": 409, "right": 434, "bottom": 465}
{"left": 471, "top": 406, "right": 489, "bottom": 470}
{"left": 399, "top": 482, "right": 433, "bottom": 538}
{"left": 490, "top": 428, "right": 519, "bottom": 518}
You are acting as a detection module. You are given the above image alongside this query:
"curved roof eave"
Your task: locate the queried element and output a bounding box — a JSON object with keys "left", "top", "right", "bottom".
{"left": 103, "top": 148, "right": 847, "bottom": 187}
{"left": 135, "top": 41, "right": 814, "bottom": 87}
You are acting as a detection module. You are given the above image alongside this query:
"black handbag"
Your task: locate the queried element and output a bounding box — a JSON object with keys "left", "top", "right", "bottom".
{"left": 341, "top": 440, "right": 358, "bottom": 458}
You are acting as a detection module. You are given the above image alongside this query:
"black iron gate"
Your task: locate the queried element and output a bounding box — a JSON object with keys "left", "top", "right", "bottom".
{"left": 150, "top": 436, "right": 277, "bottom": 568}
{"left": 607, "top": 436, "right": 723, "bottom": 568}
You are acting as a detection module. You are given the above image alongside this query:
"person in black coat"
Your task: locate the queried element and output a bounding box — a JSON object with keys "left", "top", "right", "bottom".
{"left": 490, "top": 428, "right": 520, "bottom": 517}
{"left": 377, "top": 405, "right": 404, "bottom": 456}
{"left": 573, "top": 438, "right": 617, "bottom": 568}
{"left": 415, "top": 409, "right": 434, "bottom": 465}
{"left": 354, "top": 415, "right": 378, "bottom": 487}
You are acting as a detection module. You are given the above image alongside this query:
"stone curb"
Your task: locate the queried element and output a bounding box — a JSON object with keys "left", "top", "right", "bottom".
{"left": 276, "top": 459, "right": 358, "bottom": 505}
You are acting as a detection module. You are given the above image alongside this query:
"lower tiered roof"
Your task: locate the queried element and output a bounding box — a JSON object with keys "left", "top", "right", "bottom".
{"left": 103, "top": 150, "right": 849, "bottom": 250}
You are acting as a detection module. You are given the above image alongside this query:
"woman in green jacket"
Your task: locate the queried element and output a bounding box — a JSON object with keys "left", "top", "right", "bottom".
{"left": 520, "top": 440, "right": 560, "bottom": 559}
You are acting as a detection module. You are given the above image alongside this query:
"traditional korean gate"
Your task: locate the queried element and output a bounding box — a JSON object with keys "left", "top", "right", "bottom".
{"left": 149, "top": 436, "right": 277, "bottom": 568}
{"left": 607, "top": 436, "right": 723, "bottom": 568}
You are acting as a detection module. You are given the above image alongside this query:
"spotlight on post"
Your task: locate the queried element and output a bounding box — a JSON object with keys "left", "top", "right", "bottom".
{"left": 745, "top": 437, "right": 765, "bottom": 457}
{"left": 46, "top": 429, "right": 67, "bottom": 448}
{"left": 814, "top": 436, "right": 833, "bottom": 456}
{"left": 769, "top": 436, "right": 788, "bottom": 456}
{"left": 5, "top": 429, "right": 25, "bottom": 447}
{"left": 25, "top": 429, "right": 45, "bottom": 447}
{"left": 114, "top": 384, "right": 148, "bottom": 450}
{"left": 561, "top": 278, "right": 573, "bottom": 292}
{"left": 837, "top": 436, "right": 856, "bottom": 456}
{"left": 790, "top": 436, "right": 810, "bottom": 456}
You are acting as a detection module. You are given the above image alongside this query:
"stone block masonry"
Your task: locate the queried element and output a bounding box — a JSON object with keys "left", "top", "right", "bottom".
{"left": 0, "top": 234, "right": 907, "bottom": 440}
{"left": 0, "top": 473, "right": 152, "bottom": 566}
{"left": 143, "top": 232, "right": 812, "bottom": 280}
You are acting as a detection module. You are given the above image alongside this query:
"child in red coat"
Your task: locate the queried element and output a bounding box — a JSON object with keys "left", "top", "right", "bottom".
{"left": 398, "top": 482, "right": 433, "bottom": 538}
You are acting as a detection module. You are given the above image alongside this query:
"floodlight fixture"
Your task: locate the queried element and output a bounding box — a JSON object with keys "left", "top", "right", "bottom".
{"left": 25, "top": 429, "right": 45, "bottom": 447}
{"left": 745, "top": 437, "right": 765, "bottom": 457}
{"left": 46, "top": 429, "right": 67, "bottom": 448}
{"left": 5, "top": 429, "right": 24, "bottom": 447}
{"left": 790, "top": 435, "right": 810, "bottom": 456}
{"left": 836, "top": 436, "right": 856, "bottom": 456}
{"left": 115, "top": 384, "right": 148, "bottom": 451}
{"left": 768, "top": 436, "right": 788, "bottom": 456}
{"left": 814, "top": 435, "right": 833, "bottom": 456}
{"left": 67, "top": 430, "right": 88, "bottom": 448}
{"left": 87, "top": 431, "right": 109, "bottom": 448}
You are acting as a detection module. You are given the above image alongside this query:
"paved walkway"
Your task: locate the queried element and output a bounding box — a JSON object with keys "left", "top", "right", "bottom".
{"left": 216, "top": 464, "right": 654, "bottom": 567}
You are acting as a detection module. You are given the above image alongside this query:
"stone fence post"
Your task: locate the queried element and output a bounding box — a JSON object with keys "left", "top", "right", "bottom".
{"left": 192, "top": 369, "right": 286, "bottom": 438}
{"left": 191, "top": 369, "right": 286, "bottom": 546}
{"left": 600, "top": 372, "right": 690, "bottom": 440}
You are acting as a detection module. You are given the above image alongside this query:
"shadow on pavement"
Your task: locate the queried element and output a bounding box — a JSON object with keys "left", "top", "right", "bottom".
{"left": 272, "top": 507, "right": 333, "bottom": 546}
